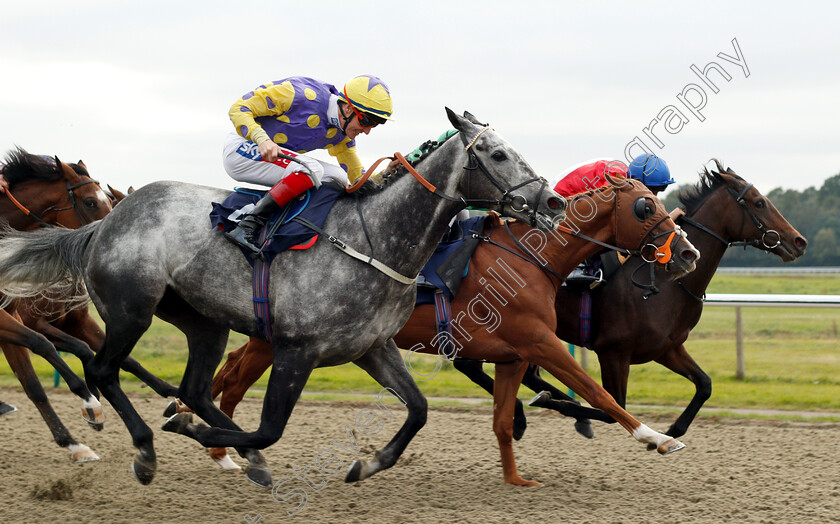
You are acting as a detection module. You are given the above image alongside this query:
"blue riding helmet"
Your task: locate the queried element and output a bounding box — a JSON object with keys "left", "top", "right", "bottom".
{"left": 629, "top": 154, "right": 675, "bottom": 186}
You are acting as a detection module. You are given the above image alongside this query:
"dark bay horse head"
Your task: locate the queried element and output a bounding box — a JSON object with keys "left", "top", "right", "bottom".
{"left": 0, "top": 147, "right": 112, "bottom": 230}
{"left": 678, "top": 159, "right": 807, "bottom": 261}
{"left": 443, "top": 109, "right": 565, "bottom": 230}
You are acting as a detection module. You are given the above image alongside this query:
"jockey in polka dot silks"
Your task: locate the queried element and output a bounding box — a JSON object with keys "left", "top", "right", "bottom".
{"left": 223, "top": 75, "right": 393, "bottom": 255}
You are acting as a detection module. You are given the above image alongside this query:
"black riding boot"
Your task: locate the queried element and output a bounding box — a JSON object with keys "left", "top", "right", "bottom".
{"left": 224, "top": 194, "right": 279, "bottom": 255}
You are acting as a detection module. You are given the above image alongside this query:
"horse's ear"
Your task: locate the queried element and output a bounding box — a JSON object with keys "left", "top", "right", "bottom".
{"left": 462, "top": 111, "right": 486, "bottom": 126}
{"left": 128, "top": 186, "right": 135, "bottom": 194}
{"left": 53, "top": 156, "right": 62, "bottom": 173}
{"left": 445, "top": 107, "right": 465, "bottom": 130}
{"left": 77, "top": 159, "right": 87, "bottom": 169}
{"left": 604, "top": 170, "right": 630, "bottom": 188}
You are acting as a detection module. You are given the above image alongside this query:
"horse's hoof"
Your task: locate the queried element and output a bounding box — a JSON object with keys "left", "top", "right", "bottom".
{"left": 0, "top": 402, "right": 17, "bottom": 416}
{"left": 574, "top": 420, "right": 594, "bottom": 439}
{"left": 82, "top": 406, "right": 105, "bottom": 430}
{"left": 162, "top": 401, "right": 178, "bottom": 418}
{"left": 345, "top": 460, "right": 363, "bottom": 483}
{"left": 161, "top": 413, "right": 193, "bottom": 434}
{"left": 513, "top": 421, "right": 527, "bottom": 441}
{"left": 69, "top": 444, "right": 100, "bottom": 463}
{"left": 244, "top": 465, "right": 272, "bottom": 488}
{"left": 131, "top": 456, "right": 157, "bottom": 485}
{"left": 527, "top": 391, "right": 552, "bottom": 409}
{"left": 658, "top": 438, "right": 686, "bottom": 455}
{"left": 507, "top": 477, "right": 545, "bottom": 488}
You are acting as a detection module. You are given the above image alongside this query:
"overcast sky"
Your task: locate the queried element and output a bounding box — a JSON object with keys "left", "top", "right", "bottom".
{"left": 1, "top": 1, "right": 838, "bottom": 198}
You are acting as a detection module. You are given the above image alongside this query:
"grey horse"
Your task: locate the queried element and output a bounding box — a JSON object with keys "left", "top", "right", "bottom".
{"left": 0, "top": 109, "right": 565, "bottom": 487}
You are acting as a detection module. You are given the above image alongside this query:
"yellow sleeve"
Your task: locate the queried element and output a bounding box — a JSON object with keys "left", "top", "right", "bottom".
{"left": 228, "top": 81, "right": 295, "bottom": 145}
{"left": 326, "top": 141, "right": 365, "bottom": 183}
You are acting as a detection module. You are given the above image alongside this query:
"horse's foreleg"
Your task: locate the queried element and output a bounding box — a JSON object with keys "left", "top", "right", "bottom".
{"left": 345, "top": 339, "right": 427, "bottom": 483}
{"left": 453, "top": 358, "right": 527, "bottom": 440}
{"left": 0, "top": 342, "right": 99, "bottom": 462}
{"left": 525, "top": 333, "right": 685, "bottom": 454}
{"left": 493, "top": 360, "right": 541, "bottom": 487}
{"left": 655, "top": 344, "right": 712, "bottom": 440}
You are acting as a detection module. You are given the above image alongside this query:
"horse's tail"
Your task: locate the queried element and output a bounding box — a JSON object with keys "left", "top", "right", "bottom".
{"left": 0, "top": 222, "right": 99, "bottom": 308}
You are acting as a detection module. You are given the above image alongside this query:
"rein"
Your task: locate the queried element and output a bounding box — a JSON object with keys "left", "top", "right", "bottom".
{"left": 3, "top": 178, "right": 100, "bottom": 227}
{"left": 346, "top": 127, "right": 549, "bottom": 227}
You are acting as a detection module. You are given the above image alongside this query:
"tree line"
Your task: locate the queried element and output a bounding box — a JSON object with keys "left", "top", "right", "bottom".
{"left": 661, "top": 171, "right": 840, "bottom": 266}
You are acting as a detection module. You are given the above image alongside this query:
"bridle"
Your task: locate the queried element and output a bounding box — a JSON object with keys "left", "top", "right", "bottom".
{"left": 347, "top": 126, "right": 554, "bottom": 229}
{"left": 676, "top": 182, "right": 781, "bottom": 251}
{"left": 674, "top": 182, "right": 783, "bottom": 303}
{"left": 476, "top": 184, "right": 685, "bottom": 291}
{"left": 3, "top": 178, "right": 103, "bottom": 227}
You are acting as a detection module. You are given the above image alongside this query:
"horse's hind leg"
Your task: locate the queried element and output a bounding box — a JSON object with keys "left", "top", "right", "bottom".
{"left": 522, "top": 364, "right": 595, "bottom": 438}
{"left": 84, "top": 315, "right": 159, "bottom": 484}
{"left": 164, "top": 317, "right": 271, "bottom": 487}
{"left": 454, "top": 358, "right": 528, "bottom": 440}
{"left": 0, "top": 310, "right": 104, "bottom": 428}
{"left": 0, "top": 342, "right": 98, "bottom": 462}
{"left": 345, "top": 339, "right": 427, "bottom": 483}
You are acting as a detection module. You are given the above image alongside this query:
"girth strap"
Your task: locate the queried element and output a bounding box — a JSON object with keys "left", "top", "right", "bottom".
{"left": 291, "top": 216, "right": 418, "bottom": 285}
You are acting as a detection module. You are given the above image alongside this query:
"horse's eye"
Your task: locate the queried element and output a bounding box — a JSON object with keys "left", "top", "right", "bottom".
{"left": 85, "top": 199, "right": 98, "bottom": 208}
{"left": 491, "top": 151, "right": 507, "bottom": 162}
{"left": 755, "top": 200, "right": 765, "bottom": 208}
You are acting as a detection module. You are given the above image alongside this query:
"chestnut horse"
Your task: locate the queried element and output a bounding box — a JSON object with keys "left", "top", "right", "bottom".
{"left": 185, "top": 176, "right": 700, "bottom": 486}
{"left": 463, "top": 161, "right": 808, "bottom": 442}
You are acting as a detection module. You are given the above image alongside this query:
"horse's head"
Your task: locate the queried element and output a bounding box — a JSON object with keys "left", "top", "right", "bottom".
{"left": 446, "top": 108, "right": 565, "bottom": 231}
{"left": 689, "top": 160, "right": 807, "bottom": 261}
{"left": 609, "top": 175, "right": 700, "bottom": 278}
{"left": 57, "top": 157, "right": 113, "bottom": 226}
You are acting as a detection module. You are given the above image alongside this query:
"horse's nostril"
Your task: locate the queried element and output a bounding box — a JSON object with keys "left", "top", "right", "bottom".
{"left": 547, "top": 197, "right": 563, "bottom": 210}
{"left": 681, "top": 249, "right": 696, "bottom": 261}
{"left": 795, "top": 237, "right": 808, "bottom": 249}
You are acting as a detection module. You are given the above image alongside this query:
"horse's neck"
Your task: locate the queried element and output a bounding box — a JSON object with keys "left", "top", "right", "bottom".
{"left": 676, "top": 202, "right": 731, "bottom": 294}
{"left": 349, "top": 144, "right": 465, "bottom": 276}
{"left": 544, "top": 198, "right": 620, "bottom": 276}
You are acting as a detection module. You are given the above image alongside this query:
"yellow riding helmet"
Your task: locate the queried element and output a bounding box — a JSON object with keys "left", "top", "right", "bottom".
{"left": 338, "top": 75, "right": 394, "bottom": 124}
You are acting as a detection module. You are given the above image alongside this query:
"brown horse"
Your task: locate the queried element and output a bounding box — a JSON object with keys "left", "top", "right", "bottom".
{"left": 475, "top": 161, "right": 808, "bottom": 442}
{"left": 179, "top": 176, "right": 701, "bottom": 485}
{"left": 0, "top": 150, "right": 177, "bottom": 462}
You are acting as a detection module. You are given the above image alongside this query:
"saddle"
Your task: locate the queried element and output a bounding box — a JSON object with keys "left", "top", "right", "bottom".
{"left": 210, "top": 185, "right": 343, "bottom": 265}
{"left": 416, "top": 215, "right": 487, "bottom": 305}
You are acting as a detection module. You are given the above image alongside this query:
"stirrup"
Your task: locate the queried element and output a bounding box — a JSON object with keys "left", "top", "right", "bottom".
{"left": 224, "top": 227, "right": 266, "bottom": 259}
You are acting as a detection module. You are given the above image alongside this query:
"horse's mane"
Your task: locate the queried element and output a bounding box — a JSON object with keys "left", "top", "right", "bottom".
{"left": 678, "top": 158, "right": 744, "bottom": 215}
{"left": 0, "top": 147, "right": 62, "bottom": 187}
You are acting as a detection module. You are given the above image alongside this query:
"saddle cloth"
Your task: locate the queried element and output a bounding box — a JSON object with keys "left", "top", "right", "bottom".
{"left": 210, "top": 185, "right": 343, "bottom": 265}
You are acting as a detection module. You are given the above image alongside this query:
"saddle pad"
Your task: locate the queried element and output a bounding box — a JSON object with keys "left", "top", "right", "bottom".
{"left": 210, "top": 185, "right": 343, "bottom": 265}
{"left": 417, "top": 215, "right": 486, "bottom": 303}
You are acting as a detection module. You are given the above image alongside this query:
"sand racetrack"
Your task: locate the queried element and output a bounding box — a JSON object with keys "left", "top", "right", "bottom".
{"left": 1, "top": 386, "right": 839, "bottom": 523}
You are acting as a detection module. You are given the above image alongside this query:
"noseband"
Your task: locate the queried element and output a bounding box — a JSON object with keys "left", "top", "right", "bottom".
{"left": 4, "top": 178, "right": 102, "bottom": 227}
